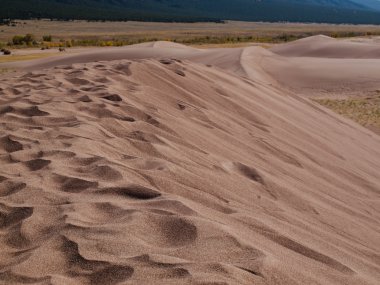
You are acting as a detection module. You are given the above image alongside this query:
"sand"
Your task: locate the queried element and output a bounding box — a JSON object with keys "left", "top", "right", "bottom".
{"left": 270, "top": 35, "right": 380, "bottom": 58}
{"left": 267, "top": 36, "right": 380, "bottom": 97}
{"left": 0, "top": 38, "right": 379, "bottom": 285}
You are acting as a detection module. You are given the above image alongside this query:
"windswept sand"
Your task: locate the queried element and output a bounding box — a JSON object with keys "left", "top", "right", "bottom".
{"left": 270, "top": 35, "right": 380, "bottom": 58}
{"left": 267, "top": 36, "right": 380, "bottom": 97}
{"left": 0, "top": 38, "right": 379, "bottom": 285}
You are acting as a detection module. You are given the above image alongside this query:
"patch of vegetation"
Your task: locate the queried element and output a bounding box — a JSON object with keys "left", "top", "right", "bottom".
{"left": 6, "top": 31, "right": 378, "bottom": 50}
{"left": 12, "top": 34, "right": 36, "bottom": 45}
{"left": 177, "top": 34, "right": 312, "bottom": 45}
{"left": 1, "top": 48, "right": 11, "bottom": 55}
{"left": 314, "top": 96, "right": 380, "bottom": 133}
{"left": 3, "top": 19, "right": 380, "bottom": 49}
{"left": 4, "top": 20, "right": 380, "bottom": 50}
{"left": 42, "top": 35, "right": 52, "bottom": 42}
{"left": 0, "top": 53, "right": 60, "bottom": 63}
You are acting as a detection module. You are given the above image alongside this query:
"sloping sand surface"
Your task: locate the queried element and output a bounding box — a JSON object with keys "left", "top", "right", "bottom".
{"left": 0, "top": 40, "right": 380, "bottom": 285}
{"left": 4, "top": 37, "right": 380, "bottom": 98}
{"left": 265, "top": 36, "right": 380, "bottom": 97}
{"left": 1, "top": 44, "right": 201, "bottom": 72}
{"left": 271, "top": 35, "right": 380, "bottom": 59}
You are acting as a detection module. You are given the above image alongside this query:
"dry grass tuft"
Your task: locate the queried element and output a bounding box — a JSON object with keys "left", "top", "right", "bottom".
{"left": 0, "top": 52, "right": 60, "bottom": 63}
{"left": 314, "top": 95, "right": 380, "bottom": 133}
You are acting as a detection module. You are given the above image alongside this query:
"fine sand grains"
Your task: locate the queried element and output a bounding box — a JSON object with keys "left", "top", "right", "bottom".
{"left": 0, "top": 41, "right": 380, "bottom": 285}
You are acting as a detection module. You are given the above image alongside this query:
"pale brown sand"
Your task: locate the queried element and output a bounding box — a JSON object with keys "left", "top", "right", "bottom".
{"left": 268, "top": 36, "right": 380, "bottom": 97}
{"left": 0, "top": 39, "right": 380, "bottom": 285}
{"left": 271, "top": 35, "right": 380, "bottom": 58}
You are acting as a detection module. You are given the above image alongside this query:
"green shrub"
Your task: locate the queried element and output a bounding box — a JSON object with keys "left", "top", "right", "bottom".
{"left": 12, "top": 35, "right": 25, "bottom": 45}
{"left": 12, "top": 34, "right": 36, "bottom": 45}
{"left": 24, "top": 33, "right": 35, "bottom": 44}
{"left": 2, "top": 49, "right": 11, "bottom": 55}
{"left": 42, "top": 35, "right": 52, "bottom": 42}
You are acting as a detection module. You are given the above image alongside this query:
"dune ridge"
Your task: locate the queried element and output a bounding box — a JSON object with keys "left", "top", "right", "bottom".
{"left": 0, "top": 40, "right": 380, "bottom": 284}
{"left": 271, "top": 35, "right": 380, "bottom": 59}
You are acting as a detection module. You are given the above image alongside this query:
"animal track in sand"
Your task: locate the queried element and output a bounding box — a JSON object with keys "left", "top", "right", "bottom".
{"left": 127, "top": 131, "right": 165, "bottom": 144}
{"left": 80, "top": 85, "right": 107, "bottom": 92}
{"left": 225, "top": 162, "right": 265, "bottom": 184}
{"left": 142, "top": 199, "right": 197, "bottom": 216}
{"left": 77, "top": 164, "right": 123, "bottom": 181}
{"left": 130, "top": 158, "right": 168, "bottom": 171}
{"left": 0, "top": 203, "right": 33, "bottom": 229}
{"left": 256, "top": 139, "right": 303, "bottom": 168}
{"left": 114, "top": 62, "right": 132, "bottom": 76}
{"left": 177, "top": 103, "right": 186, "bottom": 110}
{"left": 64, "top": 202, "right": 135, "bottom": 226}
{"left": 79, "top": 95, "right": 92, "bottom": 102}
{"left": 0, "top": 105, "right": 14, "bottom": 115}
{"left": 0, "top": 181, "right": 27, "bottom": 197}
{"left": 237, "top": 266, "right": 263, "bottom": 278}
{"left": 71, "top": 156, "right": 103, "bottom": 166}
{"left": 120, "top": 105, "right": 164, "bottom": 128}
{"left": 0, "top": 271, "right": 50, "bottom": 284}
{"left": 175, "top": 70, "right": 186, "bottom": 77}
{"left": 1, "top": 105, "right": 49, "bottom": 119}
{"left": 4, "top": 219, "right": 32, "bottom": 248}
{"left": 43, "top": 150, "right": 76, "bottom": 159}
{"left": 159, "top": 59, "right": 175, "bottom": 65}
{"left": 77, "top": 102, "right": 136, "bottom": 122}
{"left": 89, "top": 265, "right": 134, "bottom": 285}
{"left": 54, "top": 175, "right": 98, "bottom": 193}
{"left": 9, "top": 88, "right": 22, "bottom": 96}
{"left": 98, "top": 185, "right": 161, "bottom": 200}
{"left": 133, "top": 213, "right": 198, "bottom": 247}
{"left": 222, "top": 162, "right": 279, "bottom": 199}
{"left": 66, "top": 77, "right": 92, "bottom": 86}
{"left": 60, "top": 236, "right": 134, "bottom": 284}
{"left": 18, "top": 106, "right": 49, "bottom": 117}
{"left": 24, "top": 159, "right": 51, "bottom": 171}
{"left": 250, "top": 223, "right": 354, "bottom": 274}
{"left": 32, "top": 115, "right": 80, "bottom": 128}
{"left": 0, "top": 135, "right": 23, "bottom": 153}
{"left": 102, "top": 94, "right": 123, "bottom": 102}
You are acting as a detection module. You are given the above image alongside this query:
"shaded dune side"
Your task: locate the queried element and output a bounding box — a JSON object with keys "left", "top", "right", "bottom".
{"left": 0, "top": 55, "right": 379, "bottom": 285}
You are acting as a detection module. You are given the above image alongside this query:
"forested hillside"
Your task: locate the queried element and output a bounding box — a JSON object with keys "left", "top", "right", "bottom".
{"left": 2, "top": 0, "right": 380, "bottom": 24}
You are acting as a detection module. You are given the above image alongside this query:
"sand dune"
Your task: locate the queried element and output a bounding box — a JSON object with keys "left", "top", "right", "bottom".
{"left": 264, "top": 37, "right": 380, "bottom": 97}
{"left": 271, "top": 35, "right": 380, "bottom": 59}
{"left": 0, "top": 39, "right": 380, "bottom": 285}
{"left": 4, "top": 37, "right": 380, "bottom": 98}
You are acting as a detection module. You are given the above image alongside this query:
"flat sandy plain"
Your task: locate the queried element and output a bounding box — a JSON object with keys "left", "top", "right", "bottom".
{"left": 0, "top": 34, "right": 379, "bottom": 285}
{"left": 2, "top": 20, "right": 380, "bottom": 44}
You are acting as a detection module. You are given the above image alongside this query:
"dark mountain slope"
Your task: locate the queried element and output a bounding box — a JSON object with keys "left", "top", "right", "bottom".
{"left": 2, "top": 0, "right": 380, "bottom": 24}
{"left": 350, "top": 0, "right": 380, "bottom": 11}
